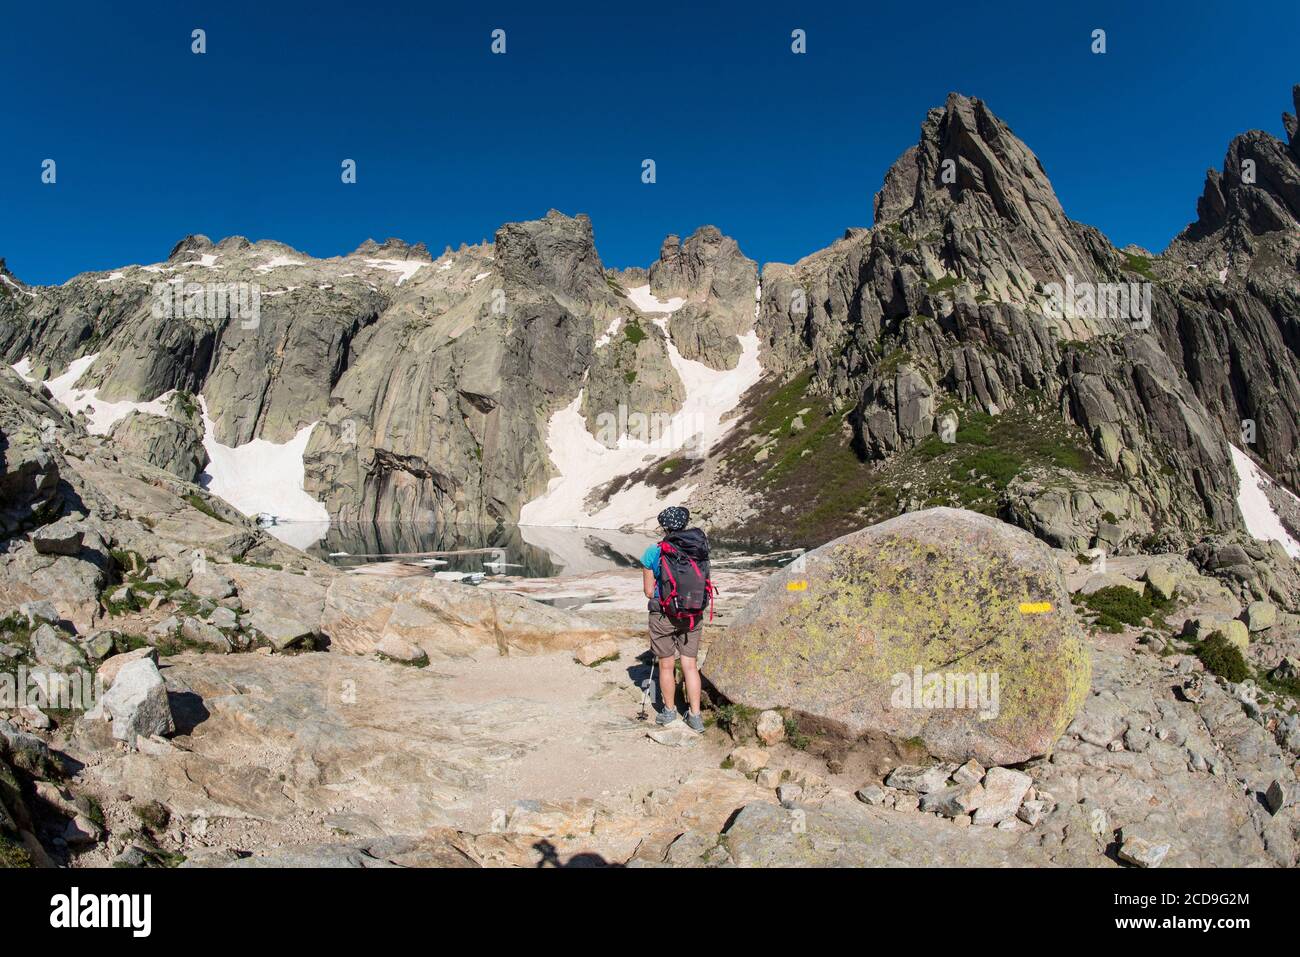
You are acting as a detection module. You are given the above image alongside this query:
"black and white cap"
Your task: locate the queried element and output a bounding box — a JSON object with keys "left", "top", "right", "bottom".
{"left": 657, "top": 506, "right": 690, "bottom": 532}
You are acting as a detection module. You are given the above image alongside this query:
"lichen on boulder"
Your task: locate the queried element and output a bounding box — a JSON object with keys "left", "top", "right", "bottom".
{"left": 703, "top": 508, "right": 1091, "bottom": 765}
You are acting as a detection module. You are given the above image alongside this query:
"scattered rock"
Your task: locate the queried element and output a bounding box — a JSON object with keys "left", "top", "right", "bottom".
{"left": 727, "top": 746, "right": 769, "bottom": 775}
{"left": 952, "top": 758, "right": 985, "bottom": 786}
{"left": 971, "top": 767, "right": 1032, "bottom": 826}
{"left": 1245, "top": 601, "right": 1277, "bottom": 632}
{"left": 1118, "top": 835, "right": 1171, "bottom": 869}
{"left": 374, "top": 633, "right": 429, "bottom": 666}
{"left": 1265, "top": 780, "right": 1286, "bottom": 815}
{"left": 97, "top": 646, "right": 158, "bottom": 688}
{"left": 32, "top": 623, "right": 88, "bottom": 669}
{"left": 181, "top": 616, "right": 232, "bottom": 652}
{"left": 885, "top": 765, "right": 951, "bottom": 794}
{"left": 573, "top": 638, "right": 618, "bottom": 667}
{"left": 32, "top": 516, "right": 85, "bottom": 556}
{"left": 755, "top": 710, "right": 786, "bottom": 746}
{"left": 776, "top": 783, "right": 803, "bottom": 807}
{"left": 920, "top": 783, "right": 984, "bottom": 818}
{"left": 756, "top": 768, "right": 782, "bottom": 789}
{"left": 1017, "top": 799, "right": 1045, "bottom": 826}
{"left": 99, "top": 657, "right": 174, "bottom": 745}
{"left": 188, "top": 568, "right": 236, "bottom": 600}
{"left": 856, "top": 785, "right": 887, "bottom": 806}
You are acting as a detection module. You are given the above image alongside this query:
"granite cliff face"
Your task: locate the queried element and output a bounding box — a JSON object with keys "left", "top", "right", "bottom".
{"left": 697, "top": 87, "right": 1300, "bottom": 555}
{"left": 2, "top": 88, "right": 1298, "bottom": 559}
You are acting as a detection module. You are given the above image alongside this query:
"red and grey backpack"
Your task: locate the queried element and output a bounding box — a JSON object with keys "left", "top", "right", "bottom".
{"left": 654, "top": 528, "right": 716, "bottom": 629}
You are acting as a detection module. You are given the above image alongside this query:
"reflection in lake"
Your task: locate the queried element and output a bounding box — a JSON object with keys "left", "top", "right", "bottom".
{"left": 296, "top": 523, "right": 799, "bottom": 578}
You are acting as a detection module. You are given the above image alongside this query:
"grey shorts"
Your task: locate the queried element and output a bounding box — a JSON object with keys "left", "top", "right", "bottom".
{"left": 649, "top": 609, "right": 702, "bottom": 659}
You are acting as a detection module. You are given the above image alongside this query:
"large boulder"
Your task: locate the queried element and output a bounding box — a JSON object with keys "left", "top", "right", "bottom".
{"left": 703, "top": 508, "right": 1091, "bottom": 765}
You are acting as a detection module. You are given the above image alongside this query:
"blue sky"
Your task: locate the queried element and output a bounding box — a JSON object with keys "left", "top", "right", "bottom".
{"left": 1, "top": 1, "right": 1297, "bottom": 284}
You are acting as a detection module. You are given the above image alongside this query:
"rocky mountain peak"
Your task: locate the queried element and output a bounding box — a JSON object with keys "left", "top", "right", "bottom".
{"left": 166, "top": 234, "right": 215, "bottom": 261}
{"left": 494, "top": 210, "right": 607, "bottom": 305}
{"left": 1171, "top": 85, "right": 1300, "bottom": 257}
{"left": 873, "top": 93, "right": 1072, "bottom": 239}
{"left": 649, "top": 225, "right": 756, "bottom": 303}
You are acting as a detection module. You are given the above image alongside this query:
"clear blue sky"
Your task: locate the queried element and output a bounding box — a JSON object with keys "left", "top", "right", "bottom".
{"left": 1, "top": 0, "right": 1296, "bottom": 285}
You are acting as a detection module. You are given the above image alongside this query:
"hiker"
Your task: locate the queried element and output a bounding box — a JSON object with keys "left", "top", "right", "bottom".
{"left": 641, "top": 506, "right": 714, "bottom": 732}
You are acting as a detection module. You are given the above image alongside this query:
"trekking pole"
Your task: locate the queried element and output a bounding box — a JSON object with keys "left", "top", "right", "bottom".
{"left": 638, "top": 650, "right": 657, "bottom": 719}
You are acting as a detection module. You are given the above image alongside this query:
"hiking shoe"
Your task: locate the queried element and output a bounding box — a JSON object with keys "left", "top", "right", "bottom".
{"left": 685, "top": 711, "right": 705, "bottom": 733}
{"left": 655, "top": 708, "right": 679, "bottom": 726}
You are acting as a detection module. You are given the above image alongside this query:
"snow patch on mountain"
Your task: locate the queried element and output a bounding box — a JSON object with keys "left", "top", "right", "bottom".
{"left": 197, "top": 397, "right": 330, "bottom": 545}
{"left": 1229, "top": 444, "right": 1300, "bottom": 558}
{"left": 520, "top": 315, "right": 762, "bottom": 529}
{"left": 12, "top": 353, "right": 175, "bottom": 434}
{"left": 364, "top": 259, "right": 425, "bottom": 286}
{"left": 627, "top": 284, "right": 685, "bottom": 314}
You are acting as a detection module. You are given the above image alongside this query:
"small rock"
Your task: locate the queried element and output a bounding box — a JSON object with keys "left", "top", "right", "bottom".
{"left": 187, "top": 568, "right": 236, "bottom": 600}
{"left": 893, "top": 795, "right": 920, "bottom": 813}
{"left": 995, "top": 818, "right": 1018, "bottom": 830}
{"left": 80, "top": 630, "right": 118, "bottom": 660}
{"left": 1017, "top": 799, "right": 1045, "bottom": 826}
{"left": 32, "top": 624, "right": 88, "bottom": 669}
{"left": 1118, "top": 836, "right": 1171, "bottom": 869}
{"left": 756, "top": 768, "right": 782, "bottom": 789}
{"left": 727, "top": 746, "right": 769, "bottom": 775}
{"left": 374, "top": 633, "right": 429, "bottom": 666}
{"left": 755, "top": 710, "right": 786, "bottom": 746}
{"left": 180, "top": 616, "right": 231, "bottom": 652}
{"left": 208, "top": 606, "right": 239, "bottom": 630}
{"left": 100, "top": 657, "right": 175, "bottom": 746}
{"left": 952, "top": 758, "right": 985, "bottom": 786}
{"left": 98, "top": 646, "right": 158, "bottom": 688}
{"left": 1245, "top": 601, "right": 1277, "bottom": 632}
{"left": 64, "top": 814, "right": 104, "bottom": 847}
{"left": 1264, "top": 780, "right": 1287, "bottom": 815}
{"left": 885, "top": 764, "right": 951, "bottom": 794}
{"left": 32, "top": 518, "right": 85, "bottom": 556}
{"left": 971, "top": 767, "right": 1032, "bottom": 826}
{"left": 18, "top": 600, "right": 60, "bottom": 627}
{"left": 573, "top": 638, "right": 618, "bottom": 667}
{"left": 776, "top": 783, "right": 803, "bottom": 807}
{"left": 920, "top": 783, "right": 984, "bottom": 818}
{"left": 856, "top": 785, "right": 887, "bottom": 806}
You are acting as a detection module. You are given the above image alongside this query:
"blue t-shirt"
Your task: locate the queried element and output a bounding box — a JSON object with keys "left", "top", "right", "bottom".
{"left": 641, "top": 544, "right": 661, "bottom": 598}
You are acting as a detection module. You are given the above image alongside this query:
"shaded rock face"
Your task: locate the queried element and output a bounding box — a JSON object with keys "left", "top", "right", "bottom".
{"left": 108, "top": 392, "right": 206, "bottom": 481}
{"left": 703, "top": 508, "right": 1091, "bottom": 766}
{"left": 0, "top": 368, "right": 64, "bottom": 536}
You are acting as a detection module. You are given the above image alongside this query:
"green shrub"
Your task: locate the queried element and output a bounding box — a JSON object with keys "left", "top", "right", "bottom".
{"left": 1081, "top": 585, "right": 1153, "bottom": 629}
{"left": 1196, "top": 631, "right": 1250, "bottom": 682}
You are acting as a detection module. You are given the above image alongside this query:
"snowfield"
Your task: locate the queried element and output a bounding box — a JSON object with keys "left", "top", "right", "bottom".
{"left": 13, "top": 353, "right": 175, "bottom": 435}
{"left": 364, "top": 258, "right": 425, "bottom": 286}
{"left": 1229, "top": 444, "right": 1300, "bottom": 558}
{"left": 520, "top": 286, "right": 761, "bottom": 529}
{"left": 198, "top": 398, "right": 330, "bottom": 545}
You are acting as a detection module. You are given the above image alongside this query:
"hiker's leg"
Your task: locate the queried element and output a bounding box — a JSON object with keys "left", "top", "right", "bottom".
{"left": 680, "top": 656, "right": 702, "bottom": 714}
{"left": 657, "top": 656, "right": 677, "bottom": 711}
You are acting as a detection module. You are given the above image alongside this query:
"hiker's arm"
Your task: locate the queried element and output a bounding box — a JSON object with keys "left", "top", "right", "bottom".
{"left": 642, "top": 568, "right": 656, "bottom": 599}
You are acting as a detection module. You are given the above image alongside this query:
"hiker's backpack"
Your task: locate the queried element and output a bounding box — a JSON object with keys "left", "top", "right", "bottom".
{"left": 654, "top": 528, "right": 715, "bottom": 629}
